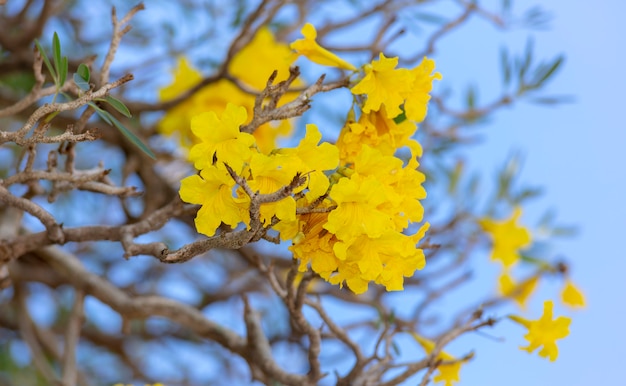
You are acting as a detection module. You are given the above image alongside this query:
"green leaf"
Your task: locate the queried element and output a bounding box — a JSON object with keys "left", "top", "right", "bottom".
{"left": 77, "top": 63, "right": 90, "bottom": 83}
{"left": 529, "top": 95, "right": 574, "bottom": 105}
{"left": 551, "top": 226, "right": 578, "bottom": 237}
{"left": 466, "top": 84, "right": 477, "bottom": 110}
{"left": 103, "top": 95, "right": 132, "bottom": 118}
{"left": 515, "top": 187, "right": 543, "bottom": 203}
{"left": 90, "top": 102, "right": 112, "bottom": 124}
{"left": 519, "top": 37, "right": 534, "bottom": 80}
{"left": 59, "top": 56, "right": 68, "bottom": 86}
{"left": 414, "top": 12, "right": 447, "bottom": 25}
{"left": 502, "top": 0, "right": 512, "bottom": 13}
{"left": 74, "top": 73, "right": 90, "bottom": 92}
{"left": 534, "top": 55, "right": 564, "bottom": 86}
{"left": 52, "top": 32, "right": 62, "bottom": 82}
{"left": 0, "top": 72, "right": 36, "bottom": 95}
{"left": 105, "top": 112, "right": 155, "bottom": 159}
{"left": 500, "top": 46, "right": 511, "bottom": 86}
{"left": 34, "top": 39, "right": 56, "bottom": 83}
{"left": 393, "top": 109, "right": 407, "bottom": 124}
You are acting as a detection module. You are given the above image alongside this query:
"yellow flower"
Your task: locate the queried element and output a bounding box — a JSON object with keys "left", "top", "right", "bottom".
{"left": 402, "top": 56, "right": 442, "bottom": 122}
{"left": 479, "top": 207, "right": 532, "bottom": 267}
{"left": 561, "top": 280, "right": 586, "bottom": 308}
{"left": 188, "top": 103, "right": 256, "bottom": 172}
{"left": 337, "top": 106, "right": 420, "bottom": 165}
{"left": 351, "top": 53, "right": 413, "bottom": 119}
{"left": 179, "top": 165, "right": 250, "bottom": 237}
{"left": 324, "top": 173, "right": 394, "bottom": 241}
{"left": 351, "top": 145, "right": 426, "bottom": 230}
{"left": 411, "top": 333, "right": 465, "bottom": 386}
{"left": 231, "top": 27, "right": 297, "bottom": 90}
{"left": 499, "top": 272, "right": 538, "bottom": 309}
{"left": 246, "top": 153, "right": 299, "bottom": 225}
{"left": 289, "top": 201, "right": 340, "bottom": 279}
{"left": 276, "top": 124, "right": 339, "bottom": 200}
{"left": 508, "top": 300, "right": 571, "bottom": 361}
{"left": 331, "top": 227, "right": 428, "bottom": 293}
{"left": 158, "top": 57, "right": 201, "bottom": 102}
{"left": 158, "top": 27, "right": 299, "bottom": 151}
{"left": 290, "top": 23, "right": 357, "bottom": 71}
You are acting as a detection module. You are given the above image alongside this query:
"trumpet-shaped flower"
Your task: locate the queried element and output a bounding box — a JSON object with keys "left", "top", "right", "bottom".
{"left": 277, "top": 124, "right": 339, "bottom": 199}
{"left": 245, "top": 153, "right": 299, "bottom": 225}
{"left": 351, "top": 53, "right": 413, "bottom": 118}
{"left": 231, "top": 27, "right": 298, "bottom": 90}
{"left": 350, "top": 145, "right": 426, "bottom": 229}
{"left": 331, "top": 227, "right": 428, "bottom": 293}
{"left": 188, "top": 103, "right": 256, "bottom": 172}
{"left": 337, "top": 107, "right": 421, "bottom": 165}
{"left": 508, "top": 300, "right": 571, "bottom": 361}
{"left": 290, "top": 23, "right": 357, "bottom": 71}
{"left": 479, "top": 207, "right": 532, "bottom": 267}
{"left": 289, "top": 203, "right": 340, "bottom": 279}
{"left": 499, "top": 272, "right": 539, "bottom": 309}
{"left": 158, "top": 27, "right": 298, "bottom": 151}
{"left": 561, "top": 280, "right": 586, "bottom": 308}
{"left": 411, "top": 333, "right": 465, "bottom": 386}
{"left": 179, "top": 166, "right": 250, "bottom": 237}
{"left": 159, "top": 57, "right": 202, "bottom": 102}
{"left": 402, "top": 57, "right": 442, "bottom": 122}
{"left": 325, "top": 173, "right": 394, "bottom": 241}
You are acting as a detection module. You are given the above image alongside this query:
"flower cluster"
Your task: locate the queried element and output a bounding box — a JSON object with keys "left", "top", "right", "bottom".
{"left": 176, "top": 23, "right": 440, "bottom": 294}
{"left": 479, "top": 208, "right": 583, "bottom": 361}
{"left": 180, "top": 104, "right": 338, "bottom": 237}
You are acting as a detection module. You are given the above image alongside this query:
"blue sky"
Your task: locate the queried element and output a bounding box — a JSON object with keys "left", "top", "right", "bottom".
{"left": 437, "top": 1, "right": 625, "bottom": 384}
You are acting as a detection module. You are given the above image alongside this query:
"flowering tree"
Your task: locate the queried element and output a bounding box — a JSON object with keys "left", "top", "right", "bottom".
{"left": 0, "top": 1, "right": 584, "bottom": 385}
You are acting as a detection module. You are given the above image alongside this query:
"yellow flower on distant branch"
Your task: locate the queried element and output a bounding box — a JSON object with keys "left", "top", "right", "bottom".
{"left": 158, "top": 27, "right": 299, "bottom": 151}
{"left": 508, "top": 300, "right": 571, "bottom": 361}
{"left": 479, "top": 207, "right": 532, "bottom": 267}
{"left": 561, "top": 280, "right": 586, "bottom": 308}
{"left": 411, "top": 333, "right": 465, "bottom": 386}
{"left": 499, "top": 272, "right": 538, "bottom": 309}
{"left": 290, "top": 23, "right": 357, "bottom": 71}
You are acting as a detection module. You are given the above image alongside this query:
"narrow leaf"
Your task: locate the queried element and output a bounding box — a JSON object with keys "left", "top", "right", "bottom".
{"left": 52, "top": 32, "right": 62, "bottom": 81}
{"left": 104, "top": 95, "right": 132, "bottom": 118}
{"left": 59, "top": 56, "right": 68, "bottom": 86}
{"left": 108, "top": 114, "right": 156, "bottom": 159}
{"left": 466, "top": 84, "right": 476, "bottom": 109}
{"left": 414, "top": 12, "right": 447, "bottom": 25}
{"left": 34, "top": 39, "right": 56, "bottom": 83}
{"left": 500, "top": 46, "right": 511, "bottom": 86}
{"left": 502, "top": 0, "right": 512, "bottom": 13}
{"left": 520, "top": 37, "right": 534, "bottom": 80}
{"left": 535, "top": 55, "right": 564, "bottom": 86}
{"left": 91, "top": 103, "right": 113, "bottom": 124}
